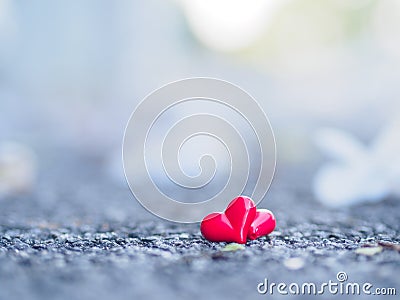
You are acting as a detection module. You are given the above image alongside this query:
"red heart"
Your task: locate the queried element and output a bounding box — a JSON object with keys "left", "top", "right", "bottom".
{"left": 200, "top": 196, "right": 256, "bottom": 244}
{"left": 247, "top": 209, "right": 276, "bottom": 240}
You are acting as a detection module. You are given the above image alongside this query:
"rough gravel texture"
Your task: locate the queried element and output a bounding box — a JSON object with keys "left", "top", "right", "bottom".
{"left": 0, "top": 153, "right": 399, "bottom": 300}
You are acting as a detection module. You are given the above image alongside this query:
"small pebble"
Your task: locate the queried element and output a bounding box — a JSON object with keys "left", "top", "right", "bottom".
{"left": 283, "top": 257, "right": 305, "bottom": 270}
{"left": 221, "top": 243, "right": 245, "bottom": 252}
{"left": 355, "top": 246, "right": 383, "bottom": 256}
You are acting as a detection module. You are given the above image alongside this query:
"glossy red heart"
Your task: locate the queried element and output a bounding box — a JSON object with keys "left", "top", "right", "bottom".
{"left": 200, "top": 196, "right": 256, "bottom": 244}
{"left": 247, "top": 209, "right": 276, "bottom": 240}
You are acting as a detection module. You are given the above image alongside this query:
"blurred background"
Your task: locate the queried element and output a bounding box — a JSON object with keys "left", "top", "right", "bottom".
{"left": 1, "top": 0, "right": 400, "bottom": 223}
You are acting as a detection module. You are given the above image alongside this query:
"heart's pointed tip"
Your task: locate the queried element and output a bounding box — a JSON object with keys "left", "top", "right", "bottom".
{"left": 248, "top": 233, "right": 257, "bottom": 240}
{"left": 237, "top": 233, "right": 249, "bottom": 244}
{"left": 228, "top": 237, "right": 248, "bottom": 244}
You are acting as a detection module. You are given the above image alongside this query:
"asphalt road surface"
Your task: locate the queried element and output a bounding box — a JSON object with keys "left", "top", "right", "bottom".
{"left": 0, "top": 152, "right": 399, "bottom": 300}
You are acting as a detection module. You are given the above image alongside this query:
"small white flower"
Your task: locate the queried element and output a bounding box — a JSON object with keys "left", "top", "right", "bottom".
{"left": 313, "top": 120, "right": 400, "bottom": 207}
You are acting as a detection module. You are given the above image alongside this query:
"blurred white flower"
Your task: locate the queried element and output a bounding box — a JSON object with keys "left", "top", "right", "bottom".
{"left": 313, "top": 120, "right": 400, "bottom": 207}
{"left": 0, "top": 142, "right": 36, "bottom": 197}
{"left": 178, "top": 0, "right": 287, "bottom": 52}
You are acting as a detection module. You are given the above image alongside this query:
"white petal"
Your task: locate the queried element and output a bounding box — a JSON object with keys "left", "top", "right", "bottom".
{"left": 372, "top": 118, "right": 400, "bottom": 161}
{"left": 313, "top": 163, "right": 389, "bottom": 207}
{"left": 314, "top": 128, "right": 367, "bottom": 163}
